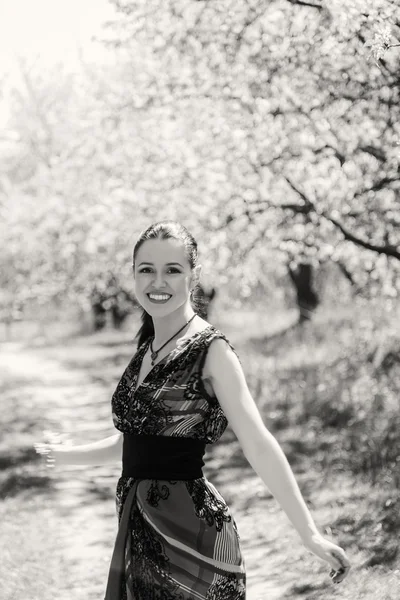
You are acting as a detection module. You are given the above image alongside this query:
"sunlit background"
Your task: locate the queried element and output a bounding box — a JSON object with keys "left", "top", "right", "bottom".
{"left": 1, "top": 1, "right": 400, "bottom": 599}
{"left": 0, "top": 0, "right": 114, "bottom": 64}
{"left": 0, "top": 0, "right": 115, "bottom": 128}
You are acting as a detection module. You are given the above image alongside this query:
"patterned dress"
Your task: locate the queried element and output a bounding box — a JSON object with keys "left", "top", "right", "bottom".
{"left": 109, "top": 325, "right": 246, "bottom": 599}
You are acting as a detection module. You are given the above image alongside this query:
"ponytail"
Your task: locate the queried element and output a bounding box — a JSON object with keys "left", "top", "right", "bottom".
{"left": 134, "top": 309, "right": 154, "bottom": 349}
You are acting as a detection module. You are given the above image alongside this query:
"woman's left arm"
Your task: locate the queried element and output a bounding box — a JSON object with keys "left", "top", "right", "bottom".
{"left": 204, "top": 339, "right": 351, "bottom": 584}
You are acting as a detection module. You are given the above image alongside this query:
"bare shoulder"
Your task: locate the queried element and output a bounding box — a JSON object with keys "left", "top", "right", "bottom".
{"left": 202, "top": 335, "right": 239, "bottom": 380}
{"left": 202, "top": 335, "right": 267, "bottom": 456}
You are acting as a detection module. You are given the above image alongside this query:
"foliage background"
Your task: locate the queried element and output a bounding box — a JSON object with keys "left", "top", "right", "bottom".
{"left": 1, "top": 0, "right": 399, "bottom": 324}
{"left": 0, "top": 3, "right": 400, "bottom": 599}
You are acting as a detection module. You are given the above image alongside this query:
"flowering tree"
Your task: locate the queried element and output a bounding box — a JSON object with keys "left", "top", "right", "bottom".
{"left": 102, "top": 0, "right": 399, "bottom": 301}
{"left": 1, "top": 0, "right": 399, "bottom": 328}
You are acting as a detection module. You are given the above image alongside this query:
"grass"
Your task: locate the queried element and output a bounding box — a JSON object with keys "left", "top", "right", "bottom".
{"left": 1, "top": 301, "right": 399, "bottom": 599}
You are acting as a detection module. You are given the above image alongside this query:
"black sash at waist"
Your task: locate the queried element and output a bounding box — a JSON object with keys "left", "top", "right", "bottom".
{"left": 122, "top": 433, "right": 206, "bottom": 480}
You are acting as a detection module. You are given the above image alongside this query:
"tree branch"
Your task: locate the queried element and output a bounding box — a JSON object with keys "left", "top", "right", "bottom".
{"left": 287, "top": 0, "right": 324, "bottom": 9}
{"left": 335, "top": 260, "right": 355, "bottom": 286}
{"left": 323, "top": 214, "right": 400, "bottom": 260}
{"left": 282, "top": 176, "right": 314, "bottom": 208}
{"left": 284, "top": 176, "right": 400, "bottom": 261}
{"left": 233, "top": 3, "right": 269, "bottom": 49}
{"left": 353, "top": 176, "right": 400, "bottom": 198}
{"left": 357, "top": 145, "right": 387, "bottom": 162}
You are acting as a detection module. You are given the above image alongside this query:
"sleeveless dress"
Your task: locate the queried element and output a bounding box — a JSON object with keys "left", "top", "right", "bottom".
{"left": 109, "top": 325, "right": 246, "bottom": 600}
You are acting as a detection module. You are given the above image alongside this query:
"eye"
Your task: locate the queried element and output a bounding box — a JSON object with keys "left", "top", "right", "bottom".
{"left": 138, "top": 267, "right": 181, "bottom": 274}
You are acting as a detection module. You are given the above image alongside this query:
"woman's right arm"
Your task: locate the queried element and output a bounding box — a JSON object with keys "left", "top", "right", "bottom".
{"left": 51, "top": 432, "right": 123, "bottom": 467}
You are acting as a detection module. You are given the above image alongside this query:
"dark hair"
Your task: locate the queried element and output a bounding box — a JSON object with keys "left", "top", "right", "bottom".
{"left": 132, "top": 221, "right": 205, "bottom": 348}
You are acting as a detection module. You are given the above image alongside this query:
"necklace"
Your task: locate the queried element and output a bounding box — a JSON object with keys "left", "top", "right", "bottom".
{"left": 150, "top": 314, "right": 196, "bottom": 366}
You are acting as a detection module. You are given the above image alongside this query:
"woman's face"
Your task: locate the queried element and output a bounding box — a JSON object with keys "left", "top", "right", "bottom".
{"left": 133, "top": 238, "right": 200, "bottom": 315}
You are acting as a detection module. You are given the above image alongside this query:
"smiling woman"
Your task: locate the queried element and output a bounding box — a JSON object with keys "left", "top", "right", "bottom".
{"left": 99, "top": 220, "right": 250, "bottom": 599}
{"left": 36, "top": 220, "right": 351, "bottom": 600}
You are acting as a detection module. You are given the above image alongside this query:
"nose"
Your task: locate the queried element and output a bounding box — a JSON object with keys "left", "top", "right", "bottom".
{"left": 153, "top": 271, "right": 167, "bottom": 289}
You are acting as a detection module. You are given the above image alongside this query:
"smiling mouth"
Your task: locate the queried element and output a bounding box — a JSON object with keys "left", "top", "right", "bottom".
{"left": 147, "top": 293, "right": 172, "bottom": 302}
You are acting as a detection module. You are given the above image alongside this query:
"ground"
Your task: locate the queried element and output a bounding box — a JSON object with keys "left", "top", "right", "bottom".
{"left": 1, "top": 315, "right": 399, "bottom": 599}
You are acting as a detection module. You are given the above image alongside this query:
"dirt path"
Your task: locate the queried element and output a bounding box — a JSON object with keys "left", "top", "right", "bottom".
{"left": 2, "top": 339, "right": 297, "bottom": 599}
{"left": 1, "top": 338, "right": 354, "bottom": 600}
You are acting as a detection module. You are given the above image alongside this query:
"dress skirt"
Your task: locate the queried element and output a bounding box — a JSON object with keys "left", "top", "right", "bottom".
{"left": 105, "top": 476, "right": 246, "bottom": 600}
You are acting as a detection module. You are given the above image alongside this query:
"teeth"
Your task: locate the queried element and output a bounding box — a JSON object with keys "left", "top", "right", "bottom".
{"left": 149, "top": 294, "right": 171, "bottom": 300}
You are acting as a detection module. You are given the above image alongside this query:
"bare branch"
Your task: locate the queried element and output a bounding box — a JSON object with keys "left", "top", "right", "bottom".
{"left": 353, "top": 175, "right": 400, "bottom": 198}
{"left": 284, "top": 176, "right": 400, "bottom": 261}
{"left": 357, "top": 145, "right": 387, "bottom": 162}
{"left": 283, "top": 176, "right": 314, "bottom": 208}
{"left": 278, "top": 202, "right": 314, "bottom": 215}
{"left": 323, "top": 214, "right": 400, "bottom": 260}
{"left": 232, "top": 2, "right": 269, "bottom": 53}
{"left": 335, "top": 260, "right": 356, "bottom": 286}
{"left": 314, "top": 144, "right": 346, "bottom": 166}
{"left": 287, "top": 0, "right": 324, "bottom": 9}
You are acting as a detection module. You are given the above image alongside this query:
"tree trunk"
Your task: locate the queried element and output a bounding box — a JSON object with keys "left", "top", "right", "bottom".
{"left": 288, "top": 262, "right": 319, "bottom": 323}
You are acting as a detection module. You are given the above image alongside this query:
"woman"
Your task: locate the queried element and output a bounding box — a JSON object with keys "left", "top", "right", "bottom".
{"left": 36, "top": 220, "right": 351, "bottom": 599}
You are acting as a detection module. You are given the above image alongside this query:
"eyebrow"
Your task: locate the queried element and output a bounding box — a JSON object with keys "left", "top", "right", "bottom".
{"left": 138, "top": 262, "right": 183, "bottom": 267}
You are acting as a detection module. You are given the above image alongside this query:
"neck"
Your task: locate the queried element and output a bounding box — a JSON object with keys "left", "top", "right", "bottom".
{"left": 152, "top": 305, "right": 196, "bottom": 348}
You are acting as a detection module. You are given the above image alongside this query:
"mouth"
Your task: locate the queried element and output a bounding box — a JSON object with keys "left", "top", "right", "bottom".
{"left": 147, "top": 293, "right": 172, "bottom": 304}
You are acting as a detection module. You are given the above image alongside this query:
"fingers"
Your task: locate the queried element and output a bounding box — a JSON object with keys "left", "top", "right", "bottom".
{"left": 45, "top": 448, "right": 55, "bottom": 468}
{"left": 326, "top": 545, "right": 351, "bottom": 584}
{"left": 34, "top": 442, "right": 52, "bottom": 456}
{"left": 329, "top": 564, "right": 350, "bottom": 584}
{"left": 34, "top": 431, "right": 71, "bottom": 469}
{"left": 34, "top": 442, "right": 55, "bottom": 468}
{"left": 330, "top": 564, "right": 350, "bottom": 577}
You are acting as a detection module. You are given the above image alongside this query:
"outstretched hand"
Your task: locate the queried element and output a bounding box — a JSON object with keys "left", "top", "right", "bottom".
{"left": 34, "top": 430, "right": 71, "bottom": 469}
{"left": 34, "top": 441, "right": 56, "bottom": 468}
{"left": 304, "top": 533, "right": 351, "bottom": 584}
